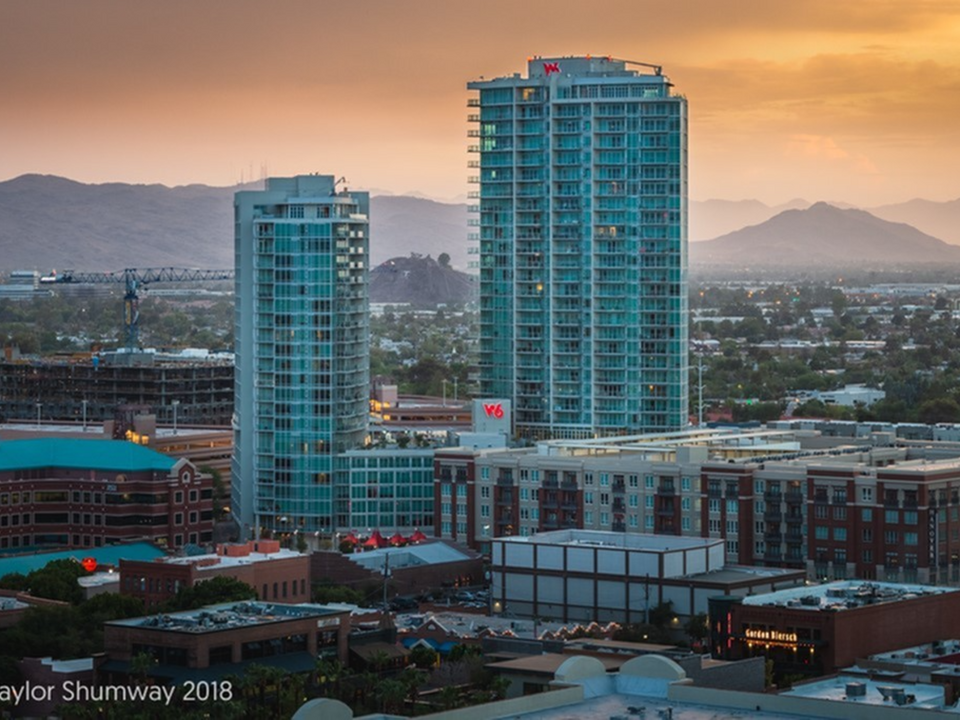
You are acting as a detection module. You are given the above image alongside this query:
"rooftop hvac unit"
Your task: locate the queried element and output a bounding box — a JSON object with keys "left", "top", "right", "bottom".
{"left": 846, "top": 682, "right": 866, "bottom": 698}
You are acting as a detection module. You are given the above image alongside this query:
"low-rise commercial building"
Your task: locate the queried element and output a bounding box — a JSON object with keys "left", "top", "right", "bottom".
{"left": 709, "top": 580, "right": 960, "bottom": 679}
{"left": 102, "top": 601, "right": 349, "bottom": 683}
{"left": 120, "top": 540, "right": 309, "bottom": 609}
{"left": 492, "top": 530, "right": 804, "bottom": 623}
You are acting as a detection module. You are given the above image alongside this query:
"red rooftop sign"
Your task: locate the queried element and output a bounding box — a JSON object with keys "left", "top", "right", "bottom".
{"left": 483, "top": 403, "right": 505, "bottom": 419}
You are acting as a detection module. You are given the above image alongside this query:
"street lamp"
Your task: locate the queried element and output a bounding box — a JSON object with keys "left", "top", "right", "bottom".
{"left": 171, "top": 400, "right": 180, "bottom": 435}
{"left": 81, "top": 399, "right": 88, "bottom": 432}
{"left": 35, "top": 402, "right": 42, "bottom": 427}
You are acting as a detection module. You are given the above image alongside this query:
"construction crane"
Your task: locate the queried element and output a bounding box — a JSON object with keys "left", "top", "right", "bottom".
{"left": 41, "top": 267, "right": 234, "bottom": 350}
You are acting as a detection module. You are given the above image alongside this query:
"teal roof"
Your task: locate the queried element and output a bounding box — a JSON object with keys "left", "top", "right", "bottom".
{"left": 0, "top": 438, "right": 176, "bottom": 473}
{"left": 0, "top": 541, "right": 165, "bottom": 578}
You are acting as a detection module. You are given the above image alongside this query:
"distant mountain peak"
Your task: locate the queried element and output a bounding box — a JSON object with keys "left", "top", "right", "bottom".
{"left": 692, "top": 202, "right": 960, "bottom": 268}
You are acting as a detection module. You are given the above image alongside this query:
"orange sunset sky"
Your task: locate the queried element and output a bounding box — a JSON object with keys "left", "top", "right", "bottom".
{"left": 2, "top": 0, "right": 959, "bottom": 206}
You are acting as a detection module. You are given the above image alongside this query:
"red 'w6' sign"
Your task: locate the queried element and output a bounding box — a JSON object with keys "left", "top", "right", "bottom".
{"left": 483, "top": 403, "right": 504, "bottom": 419}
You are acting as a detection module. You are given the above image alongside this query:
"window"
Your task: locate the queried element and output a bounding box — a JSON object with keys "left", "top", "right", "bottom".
{"left": 815, "top": 526, "right": 829, "bottom": 540}
{"left": 681, "top": 497, "right": 691, "bottom": 511}
{"left": 681, "top": 477, "right": 691, "bottom": 492}
{"left": 833, "top": 527, "right": 847, "bottom": 541}
{"left": 644, "top": 475, "right": 654, "bottom": 489}
{"left": 645, "top": 516, "right": 654, "bottom": 529}
{"left": 862, "top": 508, "right": 872, "bottom": 522}
{"left": 681, "top": 516, "right": 691, "bottom": 531}
{"left": 480, "top": 486, "right": 490, "bottom": 499}
{"left": 904, "top": 532, "right": 918, "bottom": 546}
{"left": 481, "top": 505, "right": 490, "bottom": 518}
{"left": 629, "top": 495, "right": 639, "bottom": 508}
{"left": 645, "top": 496, "right": 654, "bottom": 509}
{"left": 726, "top": 499, "right": 738, "bottom": 515}
{"left": 904, "top": 511, "right": 918, "bottom": 525}
{"left": 885, "top": 510, "right": 899, "bottom": 524}
{"left": 861, "top": 487, "right": 873, "bottom": 502}
{"left": 884, "top": 530, "right": 898, "bottom": 544}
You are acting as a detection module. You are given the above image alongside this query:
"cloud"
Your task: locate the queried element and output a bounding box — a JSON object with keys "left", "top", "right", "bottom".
{"left": 786, "top": 135, "right": 849, "bottom": 160}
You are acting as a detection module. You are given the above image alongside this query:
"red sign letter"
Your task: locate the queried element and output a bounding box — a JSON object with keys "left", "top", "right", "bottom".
{"left": 483, "top": 403, "right": 505, "bottom": 419}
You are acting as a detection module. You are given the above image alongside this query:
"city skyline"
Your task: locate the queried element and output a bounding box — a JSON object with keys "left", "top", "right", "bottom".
{"left": 2, "top": 0, "right": 960, "bottom": 206}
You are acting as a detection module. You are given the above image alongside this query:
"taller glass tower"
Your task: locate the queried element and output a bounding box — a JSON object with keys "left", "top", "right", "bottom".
{"left": 469, "top": 56, "right": 688, "bottom": 439}
{"left": 233, "top": 175, "right": 369, "bottom": 537}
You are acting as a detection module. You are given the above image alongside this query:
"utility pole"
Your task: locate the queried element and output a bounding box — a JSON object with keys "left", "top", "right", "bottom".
{"left": 644, "top": 573, "right": 650, "bottom": 625}
{"left": 382, "top": 553, "right": 391, "bottom": 610}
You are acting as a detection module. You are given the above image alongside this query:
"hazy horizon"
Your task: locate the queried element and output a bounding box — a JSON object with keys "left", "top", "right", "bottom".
{"left": 3, "top": 0, "right": 960, "bottom": 206}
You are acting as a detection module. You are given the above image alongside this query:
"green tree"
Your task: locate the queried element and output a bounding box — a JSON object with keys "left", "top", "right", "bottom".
{"left": 409, "top": 645, "right": 439, "bottom": 669}
{"left": 164, "top": 575, "right": 256, "bottom": 611}
{"left": 684, "top": 613, "right": 709, "bottom": 646}
{"left": 918, "top": 398, "right": 960, "bottom": 424}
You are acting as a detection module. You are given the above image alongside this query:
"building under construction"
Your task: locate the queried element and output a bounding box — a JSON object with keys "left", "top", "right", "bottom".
{"left": 0, "top": 350, "right": 234, "bottom": 427}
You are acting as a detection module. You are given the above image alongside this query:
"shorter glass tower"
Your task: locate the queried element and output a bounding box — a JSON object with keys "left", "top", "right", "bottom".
{"left": 469, "top": 56, "right": 689, "bottom": 439}
{"left": 233, "top": 175, "right": 369, "bottom": 537}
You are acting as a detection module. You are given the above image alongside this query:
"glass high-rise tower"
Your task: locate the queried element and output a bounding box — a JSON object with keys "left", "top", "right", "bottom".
{"left": 232, "top": 175, "right": 369, "bottom": 537}
{"left": 468, "top": 56, "right": 688, "bottom": 439}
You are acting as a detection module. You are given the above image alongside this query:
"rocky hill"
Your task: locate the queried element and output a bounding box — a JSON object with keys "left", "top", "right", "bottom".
{"left": 369, "top": 255, "right": 476, "bottom": 307}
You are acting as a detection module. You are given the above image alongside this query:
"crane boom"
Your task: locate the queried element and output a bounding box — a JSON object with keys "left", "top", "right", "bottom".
{"left": 42, "top": 267, "right": 234, "bottom": 350}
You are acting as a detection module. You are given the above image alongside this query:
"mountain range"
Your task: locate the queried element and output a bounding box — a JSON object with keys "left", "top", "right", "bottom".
{"left": 2, "top": 174, "right": 960, "bottom": 273}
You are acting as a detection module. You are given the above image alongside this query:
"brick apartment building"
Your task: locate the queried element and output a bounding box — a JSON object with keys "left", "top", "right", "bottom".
{"left": 435, "top": 427, "right": 960, "bottom": 584}
{"left": 0, "top": 438, "right": 213, "bottom": 552}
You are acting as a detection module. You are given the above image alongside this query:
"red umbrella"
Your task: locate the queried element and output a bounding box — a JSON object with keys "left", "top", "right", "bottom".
{"left": 408, "top": 529, "right": 428, "bottom": 543}
{"left": 389, "top": 532, "right": 405, "bottom": 546}
{"left": 342, "top": 531, "right": 360, "bottom": 545}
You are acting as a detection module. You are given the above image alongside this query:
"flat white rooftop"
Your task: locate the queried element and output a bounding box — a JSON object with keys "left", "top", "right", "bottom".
{"left": 154, "top": 548, "right": 303, "bottom": 569}
{"left": 783, "top": 673, "right": 945, "bottom": 709}
{"left": 741, "top": 580, "right": 957, "bottom": 611}
{"left": 496, "top": 530, "right": 721, "bottom": 552}
{"left": 348, "top": 541, "right": 472, "bottom": 571}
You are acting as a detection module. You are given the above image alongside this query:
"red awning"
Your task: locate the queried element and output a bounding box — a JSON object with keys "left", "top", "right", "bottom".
{"left": 364, "top": 530, "right": 388, "bottom": 548}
